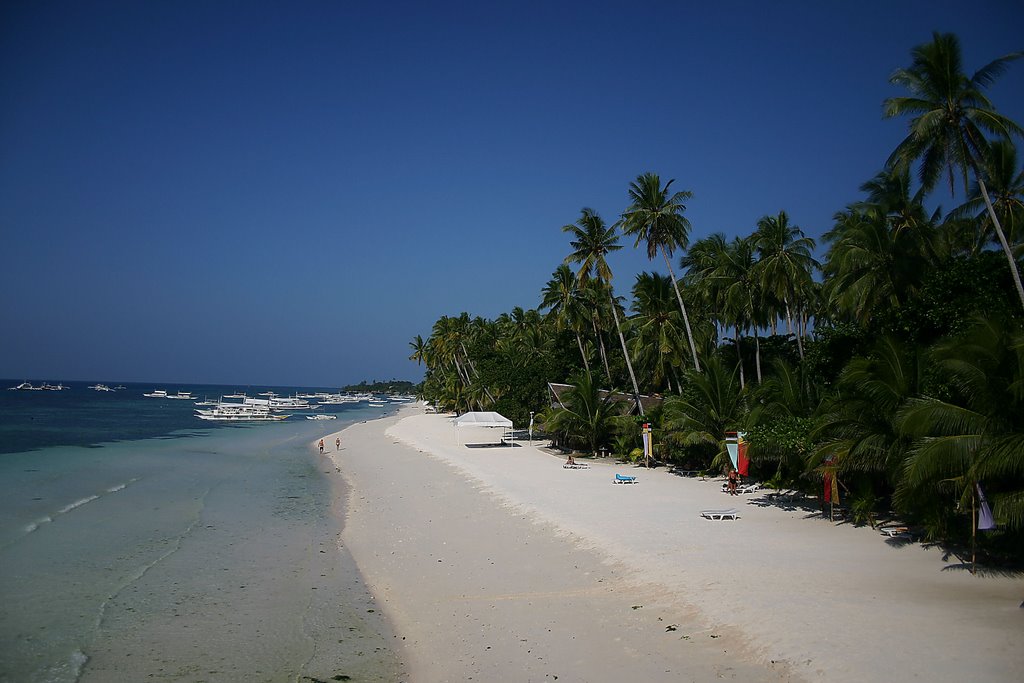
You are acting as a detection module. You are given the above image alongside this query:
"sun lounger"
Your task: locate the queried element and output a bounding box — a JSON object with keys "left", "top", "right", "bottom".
{"left": 563, "top": 463, "right": 590, "bottom": 469}
{"left": 700, "top": 509, "right": 738, "bottom": 520}
{"left": 614, "top": 473, "right": 637, "bottom": 484}
{"left": 737, "top": 483, "right": 761, "bottom": 494}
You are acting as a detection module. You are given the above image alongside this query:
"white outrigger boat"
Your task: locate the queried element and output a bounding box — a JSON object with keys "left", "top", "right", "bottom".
{"left": 89, "top": 384, "right": 114, "bottom": 392}
{"left": 306, "top": 414, "right": 337, "bottom": 420}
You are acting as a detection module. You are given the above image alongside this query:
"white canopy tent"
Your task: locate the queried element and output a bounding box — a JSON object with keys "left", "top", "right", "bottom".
{"left": 452, "top": 411, "right": 514, "bottom": 446}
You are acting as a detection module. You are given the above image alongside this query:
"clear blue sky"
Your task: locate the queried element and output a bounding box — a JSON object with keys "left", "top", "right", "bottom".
{"left": 2, "top": 1, "right": 1022, "bottom": 387}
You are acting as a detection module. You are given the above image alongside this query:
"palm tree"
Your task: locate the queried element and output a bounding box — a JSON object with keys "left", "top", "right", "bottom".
{"left": 953, "top": 139, "right": 1024, "bottom": 257}
{"left": 752, "top": 211, "right": 819, "bottom": 361}
{"left": 884, "top": 31, "right": 1024, "bottom": 310}
{"left": 540, "top": 371, "right": 628, "bottom": 455}
{"left": 408, "top": 334, "right": 427, "bottom": 366}
{"left": 662, "top": 356, "right": 744, "bottom": 471}
{"left": 563, "top": 208, "right": 645, "bottom": 415}
{"left": 630, "top": 272, "right": 687, "bottom": 393}
{"left": 540, "top": 264, "right": 591, "bottom": 374}
{"left": 620, "top": 172, "right": 701, "bottom": 371}
{"left": 898, "top": 317, "right": 1024, "bottom": 559}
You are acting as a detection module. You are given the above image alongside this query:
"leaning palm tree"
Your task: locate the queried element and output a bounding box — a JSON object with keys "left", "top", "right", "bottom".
{"left": 884, "top": 31, "right": 1024, "bottom": 310}
{"left": 620, "top": 172, "right": 701, "bottom": 371}
{"left": 952, "top": 139, "right": 1024, "bottom": 257}
{"left": 563, "top": 208, "right": 645, "bottom": 415}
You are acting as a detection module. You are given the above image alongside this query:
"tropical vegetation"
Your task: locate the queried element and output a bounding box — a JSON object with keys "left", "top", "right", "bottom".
{"left": 410, "top": 33, "right": 1024, "bottom": 565}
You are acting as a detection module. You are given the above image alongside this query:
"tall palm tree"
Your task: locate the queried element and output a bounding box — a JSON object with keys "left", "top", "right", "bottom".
{"left": 563, "top": 208, "right": 645, "bottom": 415}
{"left": 620, "top": 172, "right": 701, "bottom": 371}
{"left": 884, "top": 31, "right": 1024, "bottom": 310}
{"left": 953, "top": 139, "right": 1024, "bottom": 257}
{"left": 752, "top": 211, "right": 819, "bottom": 361}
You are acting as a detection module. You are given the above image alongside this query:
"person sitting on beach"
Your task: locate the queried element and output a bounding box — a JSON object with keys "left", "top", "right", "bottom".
{"left": 727, "top": 468, "right": 738, "bottom": 495}
{"left": 567, "top": 455, "right": 576, "bottom": 467}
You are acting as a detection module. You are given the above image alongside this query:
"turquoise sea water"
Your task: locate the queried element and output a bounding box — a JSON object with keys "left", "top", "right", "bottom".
{"left": 0, "top": 382, "right": 403, "bottom": 682}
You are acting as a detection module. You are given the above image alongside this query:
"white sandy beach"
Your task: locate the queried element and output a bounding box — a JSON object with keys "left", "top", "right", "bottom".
{"left": 324, "top": 405, "right": 1023, "bottom": 682}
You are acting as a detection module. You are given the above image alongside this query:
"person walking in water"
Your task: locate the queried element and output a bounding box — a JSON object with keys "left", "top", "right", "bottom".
{"left": 318, "top": 439, "right": 324, "bottom": 454}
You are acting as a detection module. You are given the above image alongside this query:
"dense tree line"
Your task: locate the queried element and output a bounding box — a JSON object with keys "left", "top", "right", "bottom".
{"left": 410, "top": 34, "right": 1024, "bottom": 561}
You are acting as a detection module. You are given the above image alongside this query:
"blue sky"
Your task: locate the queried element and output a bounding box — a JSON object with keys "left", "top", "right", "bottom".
{"left": 2, "top": 1, "right": 1023, "bottom": 387}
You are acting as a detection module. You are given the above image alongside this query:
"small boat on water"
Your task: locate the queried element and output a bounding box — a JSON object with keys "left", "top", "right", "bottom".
{"left": 166, "top": 391, "right": 194, "bottom": 400}
{"left": 144, "top": 389, "right": 168, "bottom": 398}
{"left": 8, "top": 382, "right": 69, "bottom": 391}
{"left": 89, "top": 384, "right": 114, "bottom": 392}
{"left": 306, "top": 414, "right": 337, "bottom": 420}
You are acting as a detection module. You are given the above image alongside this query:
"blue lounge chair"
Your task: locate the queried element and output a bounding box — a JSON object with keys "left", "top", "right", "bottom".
{"left": 614, "top": 473, "right": 637, "bottom": 484}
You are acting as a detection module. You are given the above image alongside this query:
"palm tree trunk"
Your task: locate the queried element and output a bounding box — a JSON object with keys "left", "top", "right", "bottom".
{"left": 754, "top": 327, "right": 763, "bottom": 384}
{"left": 785, "top": 298, "right": 805, "bottom": 361}
{"left": 608, "top": 289, "right": 644, "bottom": 416}
{"left": 978, "top": 178, "right": 1024, "bottom": 311}
{"left": 735, "top": 324, "right": 745, "bottom": 390}
{"left": 592, "top": 317, "right": 612, "bottom": 382}
{"left": 575, "top": 332, "right": 591, "bottom": 375}
{"left": 661, "top": 247, "right": 701, "bottom": 372}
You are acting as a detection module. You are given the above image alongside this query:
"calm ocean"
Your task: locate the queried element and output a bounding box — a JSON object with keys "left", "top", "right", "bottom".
{"left": 0, "top": 382, "right": 403, "bottom": 682}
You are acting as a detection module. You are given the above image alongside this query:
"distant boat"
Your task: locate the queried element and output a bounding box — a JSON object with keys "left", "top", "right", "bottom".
{"left": 9, "top": 382, "right": 68, "bottom": 391}
{"left": 114, "top": 385, "right": 127, "bottom": 390}
{"left": 306, "top": 414, "right": 337, "bottom": 420}
{"left": 143, "top": 390, "right": 168, "bottom": 398}
{"left": 89, "top": 384, "right": 114, "bottom": 392}
{"left": 165, "top": 391, "right": 194, "bottom": 400}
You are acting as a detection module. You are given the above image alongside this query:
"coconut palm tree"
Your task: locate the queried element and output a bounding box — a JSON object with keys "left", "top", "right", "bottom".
{"left": 630, "top": 272, "right": 687, "bottom": 393}
{"left": 540, "top": 370, "right": 628, "bottom": 455}
{"left": 752, "top": 211, "right": 819, "bottom": 361}
{"left": 540, "top": 263, "right": 592, "bottom": 374}
{"left": 662, "top": 355, "right": 744, "bottom": 471}
{"left": 898, "top": 317, "right": 1024, "bottom": 534}
{"left": 953, "top": 139, "right": 1024, "bottom": 257}
{"left": 620, "top": 172, "right": 701, "bottom": 371}
{"left": 563, "top": 208, "right": 645, "bottom": 415}
{"left": 884, "top": 31, "right": 1024, "bottom": 310}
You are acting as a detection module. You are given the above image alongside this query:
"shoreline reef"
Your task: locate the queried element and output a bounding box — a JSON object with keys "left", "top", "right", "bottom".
{"left": 317, "top": 405, "right": 1023, "bottom": 682}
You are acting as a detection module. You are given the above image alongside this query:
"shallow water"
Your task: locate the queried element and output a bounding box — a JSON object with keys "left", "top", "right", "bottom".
{"left": 0, "top": 392, "right": 402, "bottom": 682}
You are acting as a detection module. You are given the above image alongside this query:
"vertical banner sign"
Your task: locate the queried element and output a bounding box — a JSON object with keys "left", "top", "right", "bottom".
{"left": 737, "top": 432, "right": 749, "bottom": 476}
{"left": 725, "top": 432, "right": 739, "bottom": 470}
{"left": 642, "top": 423, "right": 651, "bottom": 460}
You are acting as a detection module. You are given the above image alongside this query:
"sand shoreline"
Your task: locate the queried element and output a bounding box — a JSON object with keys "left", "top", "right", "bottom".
{"left": 321, "top": 405, "right": 1023, "bottom": 682}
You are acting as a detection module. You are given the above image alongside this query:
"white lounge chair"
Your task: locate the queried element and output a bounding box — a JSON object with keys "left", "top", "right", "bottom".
{"left": 737, "top": 483, "right": 761, "bottom": 494}
{"left": 700, "top": 509, "right": 738, "bottom": 520}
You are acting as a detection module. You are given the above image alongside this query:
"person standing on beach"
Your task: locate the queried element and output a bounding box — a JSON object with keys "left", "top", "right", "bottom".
{"left": 318, "top": 439, "right": 324, "bottom": 454}
{"left": 335, "top": 437, "right": 340, "bottom": 451}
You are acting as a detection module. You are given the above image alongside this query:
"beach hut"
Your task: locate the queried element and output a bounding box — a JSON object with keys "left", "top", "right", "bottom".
{"left": 453, "top": 411, "right": 514, "bottom": 447}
